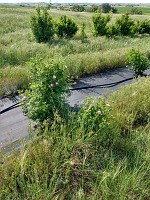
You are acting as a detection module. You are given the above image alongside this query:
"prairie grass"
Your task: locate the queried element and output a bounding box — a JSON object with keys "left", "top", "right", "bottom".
{"left": 0, "top": 66, "right": 29, "bottom": 97}
{"left": 0, "top": 5, "right": 150, "bottom": 97}
{"left": 0, "top": 77, "right": 150, "bottom": 199}
{"left": 109, "top": 76, "right": 150, "bottom": 130}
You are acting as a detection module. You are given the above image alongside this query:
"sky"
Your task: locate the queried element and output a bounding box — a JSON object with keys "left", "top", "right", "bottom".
{"left": 0, "top": 0, "right": 150, "bottom": 4}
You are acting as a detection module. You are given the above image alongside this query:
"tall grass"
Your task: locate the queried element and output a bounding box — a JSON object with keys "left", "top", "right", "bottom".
{"left": 109, "top": 76, "right": 150, "bottom": 130}
{"left": 0, "top": 77, "right": 150, "bottom": 199}
{"left": 0, "top": 66, "right": 29, "bottom": 97}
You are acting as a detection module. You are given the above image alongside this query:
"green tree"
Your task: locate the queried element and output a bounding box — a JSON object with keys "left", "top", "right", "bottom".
{"left": 71, "top": 5, "right": 85, "bottom": 12}
{"left": 101, "top": 3, "right": 112, "bottom": 13}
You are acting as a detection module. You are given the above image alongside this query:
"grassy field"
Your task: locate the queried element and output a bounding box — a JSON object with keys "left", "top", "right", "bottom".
{"left": 116, "top": 6, "right": 150, "bottom": 14}
{"left": 0, "top": 76, "right": 150, "bottom": 199}
{"left": 0, "top": 5, "right": 150, "bottom": 97}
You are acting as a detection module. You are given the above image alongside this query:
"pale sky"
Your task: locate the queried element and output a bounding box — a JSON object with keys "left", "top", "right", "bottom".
{"left": 0, "top": 0, "right": 150, "bottom": 4}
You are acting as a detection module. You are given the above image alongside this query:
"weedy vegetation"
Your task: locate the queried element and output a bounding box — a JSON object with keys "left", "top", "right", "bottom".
{"left": 0, "top": 5, "right": 150, "bottom": 199}
{"left": 0, "top": 76, "right": 150, "bottom": 199}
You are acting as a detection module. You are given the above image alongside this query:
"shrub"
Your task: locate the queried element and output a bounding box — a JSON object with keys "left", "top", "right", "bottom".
{"left": 133, "top": 19, "right": 150, "bottom": 34}
{"left": 71, "top": 5, "right": 85, "bottom": 12}
{"left": 111, "top": 7, "right": 118, "bottom": 13}
{"left": 21, "top": 58, "right": 71, "bottom": 123}
{"left": 115, "top": 13, "right": 134, "bottom": 36}
{"left": 77, "top": 97, "right": 115, "bottom": 146}
{"left": 85, "top": 5, "right": 100, "bottom": 13}
{"left": 107, "top": 24, "right": 120, "bottom": 37}
{"left": 30, "top": 6, "right": 54, "bottom": 43}
{"left": 56, "top": 15, "right": 78, "bottom": 38}
{"left": 92, "top": 13, "right": 111, "bottom": 36}
{"left": 127, "top": 48, "right": 149, "bottom": 75}
{"left": 129, "top": 7, "right": 143, "bottom": 15}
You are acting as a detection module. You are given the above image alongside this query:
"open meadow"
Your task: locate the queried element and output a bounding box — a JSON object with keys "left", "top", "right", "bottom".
{"left": 0, "top": 5, "right": 150, "bottom": 96}
{"left": 116, "top": 5, "right": 150, "bottom": 15}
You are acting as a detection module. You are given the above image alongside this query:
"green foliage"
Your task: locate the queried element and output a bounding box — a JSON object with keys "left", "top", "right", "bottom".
{"left": 92, "top": 13, "right": 111, "bottom": 36}
{"left": 85, "top": 5, "right": 101, "bottom": 13}
{"left": 21, "top": 58, "right": 70, "bottom": 123}
{"left": 0, "top": 66, "right": 29, "bottom": 97}
{"left": 101, "top": 3, "right": 118, "bottom": 13}
{"left": 116, "top": 6, "right": 150, "bottom": 14}
{"left": 133, "top": 19, "right": 150, "bottom": 34}
{"left": 1, "top": 6, "right": 150, "bottom": 97}
{"left": 71, "top": 4, "right": 85, "bottom": 12}
{"left": 78, "top": 97, "right": 111, "bottom": 132}
{"left": 101, "top": 3, "right": 112, "bottom": 13}
{"left": 109, "top": 77, "right": 150, "bottom": 130}
{"left": 115, "top": 13, "right": 135, "bottom": 36}
{"left": 127, "top": 48, "right": 149, "bottom": 75}
{"left": 30, "top": 6, "right": 54, "bottom": 43}
{"left": 79, "top": 22, "right": 87, "bottom": 42}
{"left": 56, "top": 15, "right": 78, "bottom": 38}
{"left": 1, "top": 77, "right": 150, "bottom": 199}
{"left": 129, "top": 7, "right": 143, "bottom": 15}
{"left": 78, "top": 97, "right": 115, "bottom": 146}
{"left": 111, "top": 7, "right": 118, "bottom": 13}
{"left": 107, "top": 24, "right": 120, "bottom": 37}
{"left": 108, "top": 14, "right": 150, "bottom": 36}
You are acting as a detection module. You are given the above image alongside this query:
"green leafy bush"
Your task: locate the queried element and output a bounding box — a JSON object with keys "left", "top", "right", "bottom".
{"left": 78, "top": 97, "right": 115, "bottom": 146}
{"left": 85, "top": 5, "right": 100, "bottom": 13}
{"left": 133, "top": 19, "right": 150, "bottom": 34}
{"left": 21, "top": 58, "right": 70, "bottom": 123}
{"left": 129, "top": 7, "right": 143, "bottom": 15}
{"left": 92, "top": 13, "right": 111, "bottom": 36}
{"left": 107, "top": 24, "right": 120, "bottom": 37}
{"left": 71, "top": 5, "right": 85, "bottom": 12}
{"left": 56, "top": 15, "right": 78, "bottom": 38}
{"left": 115, "top": 13, "right": 134, "bottom": 36}
{"left": 30, "top": 6, "right": 54, "bottom": 42}
{"left": 127, "top": 48, "right": 149, "bottom": 75}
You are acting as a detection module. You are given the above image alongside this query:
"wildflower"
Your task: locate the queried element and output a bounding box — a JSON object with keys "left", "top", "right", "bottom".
{"left": 53, "top": 75, "right": 56, "bottom": 79}
{"left": 70, "top": 161, "right": 74, "bottom": 165}
{"left": 106, "top": 103, "right": 110, "bottom": 107}
{"left": 97, "top": 110, "right": 102, "bottom": 115}
{"left": 50, "top": 83, "right": 54, "bottom": 87}
{"left": 56, "top": 82, "right": 59, "bottom": 85}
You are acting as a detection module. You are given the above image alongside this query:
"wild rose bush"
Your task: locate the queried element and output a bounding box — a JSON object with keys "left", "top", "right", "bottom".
{"left": 21, "top": 58, "right": 70, "bottom": 123}
{"left": 77, "top": 97, "right": 115, "bottom": 146}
